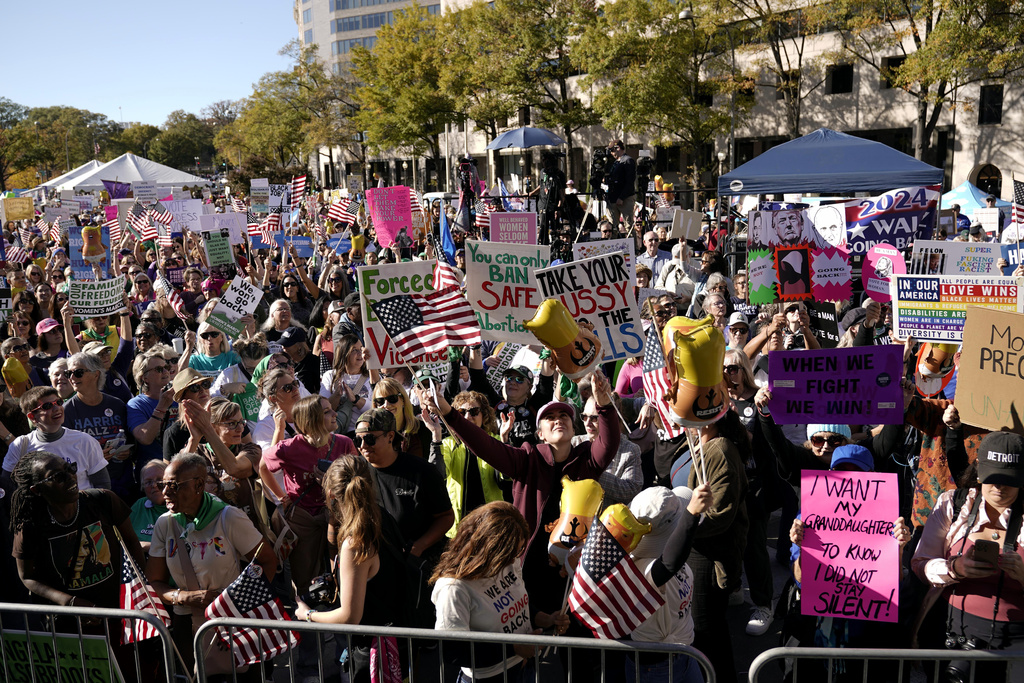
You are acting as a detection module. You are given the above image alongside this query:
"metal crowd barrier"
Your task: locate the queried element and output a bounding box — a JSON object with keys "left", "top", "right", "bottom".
{"left": 0, "top": 602, "right": 176, "bottom": 683}
{"left": 196, "top": 617, "right": 716, "bottom": 683}
{"left": 748, "top": 646, "right": 1024, "bottom": 683}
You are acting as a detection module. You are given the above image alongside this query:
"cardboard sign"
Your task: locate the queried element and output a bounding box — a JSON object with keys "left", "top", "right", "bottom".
{"left": 358, "top": 261, "right": 447, "bottom": 369}
{"left": 199, "top": 212, "right": 246, "bottom": 245}
{"left": 862, "top": 243, "right": 906, "bottom": 303}
{"left": 347, "top": 175, "right": 362, "bottom": 194}
{"left": 69, "top": 223, "right": 110, "bottom": 281}
{"left": 490, "top": 212, "right": 538, "bottom": 244}
{"left": 44, "top": 206, "right": 70, "bottom": 223}
{"left": 75, "top": 194, "right": 95, "bottom": 212}
{"left": 572, "top": 239, "right": 637, "bottom": 287}
{"left": 533, "top": 252, "right": 644, "bottom": 362}
{"left": 269, "top": 184, "right": 290, "bottom": 213}
{"left": 891, "top": 274, "right": 1024, "bottom": 342}
{"left": 203, "top": 228, "right": 234, "bottom": 268}
{"left": 464, "top": 240, "right": 550, "bottom": 344}
{"left": 806, "top": 301, "right": 840, "bottom": 348}
{"left": 1, "top": 630, "right": 125, "bottom": 683}
{"left": 485, "top": 342, "right": 524, "bottom": 393}
{"left": 69, "top": 277, "right": 126, "bottom": 318}
{"left": 1, "top": 196, "right": 33, "bottom": 221}
{"left": 62, "top": 198, "right": 81, "bottom": 213}
{"left": 366, "top": 186, "right": 413, "bottom": 248}
{"left": 909, "top": 240, "right": 1004, "bottom": 276}
{"left": 207, "top": 276, "right": 263, "bottom": 338}
{"left": 973, "top": 207, "right": 1003, "bottom": 236}
{"left": 767, "top": 346, "right": 904, "bottom": 424}
{"left": 56, "top": 219, "right": 76, "bottom": 241}
{"left": 164, "top": 199, "right": 202, "bottom": 234}
{"left": 671, "top": 209, "right": 703, "bottom": 240}
{"left": 955, "top": 307, "right": 1024, "bottom": 433}
{"left": 250, "top": 178, "right": 269, "bottom": 213}
{"left": 800, "top": 471, "right": 900, "bottom": 623}
{"left": 131, "top": 181, "right": 159, "bottom": 204}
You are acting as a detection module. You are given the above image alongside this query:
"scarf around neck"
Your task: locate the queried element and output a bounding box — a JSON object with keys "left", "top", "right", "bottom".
{"left": 172, "top": 492, "right": 227, "bottom": 537}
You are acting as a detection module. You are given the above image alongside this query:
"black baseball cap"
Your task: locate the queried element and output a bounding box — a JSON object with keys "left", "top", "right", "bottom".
{"left": 977, "top": 432, "right": 1024, "bottom": 487}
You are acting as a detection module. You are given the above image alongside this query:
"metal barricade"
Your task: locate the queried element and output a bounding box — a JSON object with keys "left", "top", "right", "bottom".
{"left": 196, "top": 617, "right": 716, "bottom": 683}
{"left": 748, "top": 646, "right": 1024, "bottom": 683}
{"left": 0, "top": 602, "right": 176, "bottom": 683}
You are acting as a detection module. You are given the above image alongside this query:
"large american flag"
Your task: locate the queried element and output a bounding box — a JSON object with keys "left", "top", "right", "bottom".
{"left": 1013, "top": 179, "right": 1024, "bottom": 227}
{"left": 433, "top": 260, "right": 462, "bottom": 290}
{"left": 248, "top": 212, "right": 278, "bottom": 246}
{"left": 327, "top": 198, "right": 358, "bottom": 225}
{"left": 205, "top": 562, "right": 299, "bottom": 667}
{"left": 568, "top": 520, "right": 664, "bottom": 639}
{"left": 291, "top": 176, "right": 306, "bottom": 210}
{"left": 641, "top": 321, "right": 682, "bottom": 438}
{"left": 120, "top": 556, "right": 170, "bottom": 644}
{"left": 370, "top": 286, "right": 481, "bottom": 359}
{"left": 128, "top": 202, "right": 157, "bottom": 241}
{"left": 154, "top": 274, "right": 189, "bottom": 320}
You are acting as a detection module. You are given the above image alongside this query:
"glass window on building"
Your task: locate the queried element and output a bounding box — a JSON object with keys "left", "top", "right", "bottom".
{"left": 979, "top": 84, "right": 1004, "bottom": 125}
{"left": 303, "top": 8, "right": 312, "bottom": 23}
{"left": 304, "top": 29, "right": 313, "bottom": 44}
{"left": 826, "top": 64, "right": 853, "bottom": 95}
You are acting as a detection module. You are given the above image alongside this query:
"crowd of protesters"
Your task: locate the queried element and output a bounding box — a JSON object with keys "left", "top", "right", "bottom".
{"left": 1, "top": 153, "right": 1024, "bottom": 683}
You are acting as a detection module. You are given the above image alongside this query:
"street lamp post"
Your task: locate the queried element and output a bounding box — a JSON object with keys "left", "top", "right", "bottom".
{"left": 194, "top": 156, "right": 200, "bottom": 175}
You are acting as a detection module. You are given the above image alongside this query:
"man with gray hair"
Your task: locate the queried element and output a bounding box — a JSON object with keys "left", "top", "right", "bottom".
{"left": 637, "top": 231, "right": 671, "bottom": 280}
{"left": 656, "top": 242, "right": 699, "bottom": 297}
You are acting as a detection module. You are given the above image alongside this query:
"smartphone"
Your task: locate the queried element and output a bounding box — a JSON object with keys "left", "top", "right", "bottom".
{"left": 317, "top": 458, "right": 333, "bottom": 473}
{"left": 973, "top": 539, "right": 1000, "bottom": 565}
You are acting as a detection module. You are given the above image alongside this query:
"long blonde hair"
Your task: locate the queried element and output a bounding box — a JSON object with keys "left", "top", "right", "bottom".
{"left": 323, "top": 455, "right": 380, "bottom": 564}
{"left": 293, "top": 395, "right": 332, "bottom": 448}
{"left": 372, "top": 377, "right": 415, "bottom": 437}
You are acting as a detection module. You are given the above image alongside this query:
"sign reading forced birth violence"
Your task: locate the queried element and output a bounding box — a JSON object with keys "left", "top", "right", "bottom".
{"left": 69, "top": 277, "right": 126, "bottom": 318}
{"left": 358, "top": 260, "right": 443, "bottom": 370}
{"left": 955, "top": 307, "right": 1024, "bottom": 434}
{"left": 767, "top": 346, "right": 904, "bottom": 424}
{"left": 800, "top": 471, "right": 900, "bottom": 623}
{"left": 891, "top": 274, "right": 1024, "bottom": 342}
{"left": 464, "top": 240, "right": 550, "bottom": 345}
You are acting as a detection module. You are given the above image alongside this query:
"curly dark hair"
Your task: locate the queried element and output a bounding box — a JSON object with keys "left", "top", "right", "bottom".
{"left": 9, "top": 451, "right": 62, "bottom": 533}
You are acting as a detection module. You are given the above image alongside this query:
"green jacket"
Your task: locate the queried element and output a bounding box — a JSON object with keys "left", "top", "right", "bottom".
{"left": 438, "top": 432, "right": 505, "bottom": 538}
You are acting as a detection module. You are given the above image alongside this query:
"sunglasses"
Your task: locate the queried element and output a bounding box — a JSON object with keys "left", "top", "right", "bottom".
{"left": 785, "top": 305, "right": 803, "bottom": 314}
{"left": 457, "top": 407, "right": 481, "bottom": 417}
{"left": 13, "top": 322, "right": 29, "bottom": 329}
{"left": 165, "top": 357, "right": 180, "bottom": 365}
{"left": 373, "top": 394, "right": 401, "bottom": 407}
{"left": 64, "top": 368, "right": 89, "bottom": 379}
{"left": 352, "top": 433, "right": 382, "bottom": 448}
{"left": 216, "top": 419, "right": 245, "bottom": 430}
{"left": 39, "top": 462, "right": 78, "bottom": 486}
{"left": 147, "top": 363, "right": 171, "bottom": 373}
{"left": 723, "top": 365, "right": 741, "bottom": 374}
{"left": 269, "top": 357, "right": 293, "bottom": 369}
{"left": 653, "top": 310, "right": 673, "bottom": 319}
{"left": 504, "top": 375, "right": 527, "bottom": 384}
{"left": 138, "top": 332, "right": 155, "bottom": 340}
{"left": 283, "top": 282, "right": 299, "bottom": 288}
{"left": 199, "top": 331, "right": 221, "bottom": 340}
{"left": 274, "top": 381, "right": 298, "bottom": 395}
{"left": 729, "top": 327, "right": 749, "bottom": 335}
{"left": 810, "top": 434, "right": 847, "bottom": 448}
{"left": 582, "top": 414, "right": 600, "bottom": 423}
{"left": 53, "top": 273, "right": 65, "bottom": 280}
{"left": 329, "top": 277, "right": 344, "bottom": 282}
{"left": 185, "top": 380, "right": 213, "bottom": 394}
{"left": 157, "top": 477, "right": 201, "bottom": 493}
{"left": 135, "top": 279, "right": 150, "bottom": 285}
{"left": 30, "top": 400, "right": 60, "bottom": 416}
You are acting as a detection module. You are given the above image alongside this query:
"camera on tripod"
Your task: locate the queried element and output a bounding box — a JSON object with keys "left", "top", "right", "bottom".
{"left": 590, "top": 148, "right": 613, "bottom": 200}
{"left": 458, "top": 156, "right": 477, "bottom": 198}
{"left": 636, "top": 150, "right": 653, "bottom": 197}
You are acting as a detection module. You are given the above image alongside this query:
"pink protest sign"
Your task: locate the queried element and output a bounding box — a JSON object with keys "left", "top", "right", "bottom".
{"left": 491, "top": 212, "right": 537, "bottom": 244}
{"left": 862, "top": 243, "right": 906, "bottom": 303}
{"left": 366, "top": 186, "right": 413, "bottom": 248}
{"left": 799, "top": 470, "right": 899, "bottom": 622}
{"left": 104, "top": 206, "right": 118, "bottom": 222}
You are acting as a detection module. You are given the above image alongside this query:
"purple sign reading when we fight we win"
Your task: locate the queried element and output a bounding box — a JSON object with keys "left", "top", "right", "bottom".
{"left": 767, "top": 346, "right": 905, "bottom": 425}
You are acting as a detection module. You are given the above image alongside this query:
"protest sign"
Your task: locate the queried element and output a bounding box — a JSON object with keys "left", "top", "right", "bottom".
{"left": 164, "top": 199, "right": 202, "bottom": 235}
{"left": 203, "top": 228, "right": 234, "bottom": 268}
{"left": 671, "top": 209, "right": 703, "bottom": 240}
{"left": 768, "top": 346, "right": 904, "bottom": 424}
{"left": 533, "top": 252, "right": 644, "bottom": 361}
{"left": 572, "top": 238, "right": 637, "bottom": 287}
{"left": 62, "top": 198, "right": 81, "bottom": 214}
{"left": 1, "top": 629, "right": 125, "bottom": 683}
{"left": 60, "top": 189, "right": 73, "bottom": 202}
{"left": 199, "top": 212, "right": 245, "bottom": 245}
{"left": 56, "top": 219, "right": 76, "bottom": 241}
{"left": 44, "top": 206, "right": 70, "bottom": 223}
{"left": 843, "top": 185, "right": 939, "bottom": 254}
{"left": 250, "top": 178, "right": 269, "bottom": 213}
{"left": 0, "top": 196, "right": 33, "bottom": 221}
{"left": 172, "top": 189, "right": 191, "bottom": 201}
{"left": 1002, "top": 244, "right": 1024, "bottom": 275}
{"left": 805, "top": 301, "right": 840, "bottom": 348}
{"left": 326, "top": 235, "right": 352, "bottom": 255}
{"left": 485, "top": 342, "right": 524, "bottom": 393}
{"left": 131, "top": 181, "right": 158, "bottom": 204}
{"left": 490, "top": 212, "right": 537, "bottom": 244}
{"left": 69, "top": 223, "right": 110, "bottom": 280}
{"left": 347, "top": 175, "right": 362, "bottom": 194}
{"left": 862, "top": 243, "right": 905, "bottom": 303}
{"left": 954, "top": 307, "right": 1024, "bottom": 433}
{"left": 366, "top": 186, "right": 413, "bottom": 248}
{"left": 275, "top": 234, "right": 314, "bottom": 258}
{"left": 69, "top": 277, "right": 126, "bottom": 318}
{"left": 358, "top": 261, "right": 448, "bottom": 369}
{"left": 75, "top": 194, "right": 94, "bottom": 212}
{"left": 908, "top": 240, "right": 1003, "bottom": 275}
{"left": 165, "top": 266, "right": 185, "bottom": 285}
{"left": 464, "top": 240, "right": 550, "bottom": 344}
{"left": 269, "top": 184, "right": 290, "bottom": 213}
{"left": 207, "top": 276, "right": 264, "bottom": 338}
{"left": 0, "top": 287, "right": 12, "bottom": 324}
{"left": 891, "top": 274, "right": 1024, "bottom": 342}
{"left": 974, "top": 207, "right": 1002, "bottom": 236}
{"left": 800, "top": 470, "right": 900, "bottom": 623}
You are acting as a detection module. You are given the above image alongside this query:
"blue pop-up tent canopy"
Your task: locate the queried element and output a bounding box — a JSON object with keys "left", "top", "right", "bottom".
{"left": 718, "top": 128, "right": 944, "bottom": 196}
{"left": 941, "top": 180, "right": 1010, "bottom": 212}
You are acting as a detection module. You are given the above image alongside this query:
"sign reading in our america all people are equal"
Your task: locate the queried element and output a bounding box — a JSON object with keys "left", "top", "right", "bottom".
{"left": 464, "top": 240, "right": 550, "bottom": 344}
{"left": 891, "top": 274, "right": 1024, "bottom": 342}
{"left": 800, "top": 471, "right": 900, "bottom": 623}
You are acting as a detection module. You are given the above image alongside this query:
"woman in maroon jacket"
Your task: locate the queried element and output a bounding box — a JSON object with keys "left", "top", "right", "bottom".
{"left": 417, "top": 370, "right": 619, "bottom": 620}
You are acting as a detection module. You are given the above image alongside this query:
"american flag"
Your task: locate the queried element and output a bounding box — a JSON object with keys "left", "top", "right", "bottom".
{"left": 119, "top": 556, "right": 170, "bottom": 644}
{"left": 106, "top": 217, "right": 122, "bottom": 245}
{"left": 291, "top": 176, "right": 306, "bottom": 210}
{"left": 231, "top": 196, "right": 247, "bottom": 213}
{"left": 5, "top": 243, "right": 30, "bottom": 263}
{"left": 153, "top": 274, "right": 188, "bottom": 320}
{"left": 327, "top": 198, "right": 357, "bottom": 225}
{"left": 205, "top": 562, "right": 299, "bottom": 667}
{"left": 1013, "top": 179, "right": 1024, "bottom": 227}
{"left": 641, "top": 321, "right": 682, "bottom": 438}
{"left": 156, "top": 223, "right": 173, "bottom": 248}
{"left": 17, "top": 223, "right": 33, "bottom": 248}
{"left": 567, "top": 519, "right": 665, "bottom": 639}
{"left": 474, "top": 199, "right": 495, "bottom": 230}
{"left": 370, "top": 286, "right": 481, "bottom": 360}
{"left": 409, "top": 187, "right": 423, "bottom": 214}
{"left": 433, "top": 260, "right": 462, "bottom": 290}
{"left": 149, "top": 202, "right": 174, "bottom": 226}
{"left": 35, "top": 217, "right": 48, "bottom": 235}
{"left": 128, "top": 202, "right": 157, "bottom": 241}
{"left": 254, "top": 212, "right": 279, "bottom": 246}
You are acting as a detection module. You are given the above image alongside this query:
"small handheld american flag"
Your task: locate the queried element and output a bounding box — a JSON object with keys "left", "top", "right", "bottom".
{"left": 291, "top": 176, "right": 307, "bottom": 210}
{"left": 327, "top": 198, "right": 358, "bottom": 225}
{"left": 120, "top": 555, "right": 171, "bottom": 644}
{"left": 641, "top": 321, "right": 682, "bottom": 438}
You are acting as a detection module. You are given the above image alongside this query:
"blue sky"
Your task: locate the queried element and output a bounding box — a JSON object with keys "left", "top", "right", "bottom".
{"left": 4, "top": 0, "right": 297, "bottom": 127}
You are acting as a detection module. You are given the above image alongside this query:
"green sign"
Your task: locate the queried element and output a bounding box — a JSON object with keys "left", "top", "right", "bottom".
{"left": 1, "top": 630, "right": 125, "bottom": 683}
{"left": 204, "top": 228, "right": 234, "bottom": 268}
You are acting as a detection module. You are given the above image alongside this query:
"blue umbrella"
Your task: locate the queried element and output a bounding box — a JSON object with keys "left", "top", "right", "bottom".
{"left": 486, "top": 126, "right": 566, "bottom": 150}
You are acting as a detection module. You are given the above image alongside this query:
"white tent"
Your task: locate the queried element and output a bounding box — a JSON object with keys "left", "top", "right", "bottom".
{"left": 60, "top": 153, "right": 211, "bottom": 192}
{"left": 40, "top": 160, "right": 104, "bottom": 190}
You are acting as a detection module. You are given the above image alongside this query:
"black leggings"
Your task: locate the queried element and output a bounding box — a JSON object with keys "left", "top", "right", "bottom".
{"left": 688, "top": 549, "right": 737, "bottom": 683}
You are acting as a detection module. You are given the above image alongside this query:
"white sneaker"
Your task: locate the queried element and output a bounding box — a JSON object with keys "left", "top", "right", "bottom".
{"left": 728, "top": 588, "right": 744, "bottom": 606}
{"left": 745, "top": 606, "right": 773, "bottom": 636}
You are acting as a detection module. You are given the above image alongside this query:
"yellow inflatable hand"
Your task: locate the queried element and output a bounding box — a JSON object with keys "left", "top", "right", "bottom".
{"left": 664, "top": 315, "right": 728, "bottom": 427}
{"left": 546, "top": 477, "right": 604, "bottom": 567}
{"left": 600, "top": 503, "right": 652, "bottom": 553}
{"left": 523, "top": 299, "right": 602, "bottom": 380}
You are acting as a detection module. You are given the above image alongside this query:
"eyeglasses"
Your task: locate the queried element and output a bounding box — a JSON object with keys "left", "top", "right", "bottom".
{"left": 199, "top": 331, "right": 221, "bottom": 340}
{"left": 185, "top": 380, "right": 213, "bottom": 394}
{"left": 64, "top": 368, "right": 89, "bottom": 379}
{"left": 653, "top": 309, "right": 673, "bottom": 319}
{"left": 147, "top": 364, "right": 171, "bottom": 374}
{"left": 582, "top": 414, "right": 600, "bottom": 423}
{"left": 723, "top": 365, "right": 741, "bottom": 375}
{"left": 269, "top": 357, "right": 293, "bottom": 369}
{"left": 504, "top": 375, "right": 526, "bottom": 385}
{"left": 165, "top": 357, "right": 180, "bottom": 365}
{"left": 329, "top": 277, "right": 344, "bottom": 282}
{"left": 785, "top": 305, "right": 802, "bottom": 314}
{"left": 39, "top": 462, "right": 78, "bottom": 486}
{"left": 13, "top": 322, "right": 29, "bottom": 328}
{"left": 352, "top": 433, "right": 383, "bottom": 448}
{"left": 457, "top": 407, "right": 481, "bottom": 417}
{"left": 9, "top": 342, "right": 29, "bottom": 353}
{"left": 810, "top": 434, "right": 847, "bottom": 448}
{"left": 216, "top": 419, "right": 245, "bottom": 430}
{"left": 157, "top": 477, "right": 201, "bottom": 493}
{"left": 373, "top": 394, "right": 401, "bottom": 407}
{"left": 53, "top": 273, "right": 65, "bottom": 280}
{"left": 274, "top": 381, "right": 298, "bottom": 395}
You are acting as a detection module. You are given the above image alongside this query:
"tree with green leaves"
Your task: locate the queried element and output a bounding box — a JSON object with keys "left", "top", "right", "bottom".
{"left": 113, "top": 123, "right": 161, "bottom": 158}
{"left": 148, "top": 110, "right": 215, "bottom": 171}
{"left": 0, "top": 98, "right": 30, "bottom": 192}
